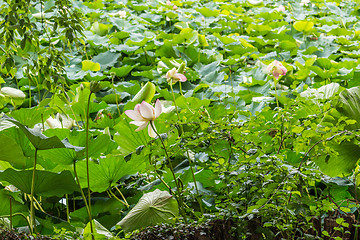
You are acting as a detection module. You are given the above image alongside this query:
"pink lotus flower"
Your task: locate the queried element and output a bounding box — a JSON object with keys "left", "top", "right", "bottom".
{"left": 125, "top": 99, "right": 162, "bottom": 138}
{"left": 166, "top": 68, "right": 187, "bottom": 85}
{"left": 266, "top": 60, "right": 287, "bottom": 79}
{"left": 276, "top": 5, "right": 285, "bottom": 12}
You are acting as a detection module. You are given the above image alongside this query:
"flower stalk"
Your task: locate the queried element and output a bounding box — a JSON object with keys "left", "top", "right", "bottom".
{"left": 29, "top": 149, "right": 38, "bottom": 234}
{"left": 168, "top": 74, "right": 203, "bottom": 214}
{"left": 73, "top": 162, "right": 93, "bottom": 239}
{"left": 149, "top": 121, "right": 187, "bottom": 221}
{"left": 86, "top": 91, "right": 93, "bottom": 231}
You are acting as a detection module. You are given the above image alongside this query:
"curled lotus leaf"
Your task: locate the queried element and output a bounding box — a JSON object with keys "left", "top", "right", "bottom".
{"left": 118, "top": 189, "right": 178, "bottom": 232}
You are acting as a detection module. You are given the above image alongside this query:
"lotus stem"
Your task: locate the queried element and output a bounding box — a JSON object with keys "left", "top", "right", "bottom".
{"left": 29, "top": 148, "right": 38, "bottom": 234}
{"left": 186, "top": 150, "right": 203, "bottom": 214}
{"left": 109, "top": 190, "right": 128, "bottom": 207}
{"left": 66, "top": 194, "right": 70, "bottom": 223}
{"left": 114, "top": 186, "right": 129, "bottom": 207}
{"left": 169, "top": 81, "right": 181, "bottom": 122}
{"left": 273, "top": 77, "right": 280, "bottom": 109}
{"left": 73, "top": 162, "right": 94, "bottom": 240}
{"left": 0, "top": 213, "right": 31, "bottom": 231}
{"left": 85, "top": 91, "right": 95, "bottom": 240}
{"left": 9, "top": 197, "right": 12, "bottom": 230}
{"left": 149, "top": 121, "right": 187, "bottom": 222}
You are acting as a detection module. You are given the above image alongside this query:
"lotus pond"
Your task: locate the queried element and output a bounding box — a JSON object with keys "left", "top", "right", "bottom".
{"left": 0, "top": 0, "right": 360, "bottom": 239}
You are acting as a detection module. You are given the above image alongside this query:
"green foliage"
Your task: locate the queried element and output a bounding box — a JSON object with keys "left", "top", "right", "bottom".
{"left": 0, "top": 0, "right": 360, "bottom": 239}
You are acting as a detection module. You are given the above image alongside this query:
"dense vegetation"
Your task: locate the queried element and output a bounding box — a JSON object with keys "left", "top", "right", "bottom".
{"left": 0, "top": 0, "right": 360, "bottom": 239}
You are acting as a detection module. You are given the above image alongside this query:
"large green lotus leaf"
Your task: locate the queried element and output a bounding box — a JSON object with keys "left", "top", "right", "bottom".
{"left": 113, "top": 118, "right": 151, "bottom": 155}
{"left": 337, "top": 87, "right": 360, "bottom": 129}
{"left": 39, "top": 134, "right": 112, "bottom": 170}
{"left": 39, "top": 147, "right": 84, "bottom": 169}
{"left": 176, "top": 96, "right": 210, "bottom": 110}
{"left": 88, "top": 134, "right": 118, "bottom": 159}
{"left": 1, "top": 116, "right": 67, "bottom": 150}
{"left": 76, "top": 155, "right": 146, "bottom": 192}
{"left": 213, "top": 33, "right": 237, "bottom": 45}
{"left": 0, "top": 134, "right": 28, "bottom": 169}
{"left": 125, "top": 31, "right": 155, "bottom": 47}
{"left": 0, "top": 117, "right": 15, "bottom": 131}
{"left": 194, "top": 61, "right": 220, "bottom": 77}
{"left": 0, "top": 127, "right": 35, "bottom": 169}
{"left": 83, "top": 220, "right": 113, "bottom": 240}
{"left": 10, "top": 107, "right": 51, "bottom": 128}
{"left": 70, "top": 197, "right": 123, "bottom": 224}
{"left": 300, "top": 83, "right": 342, "bottom": 100}
{"left": 42, "top": 128, "right": 71, "bottom": 143}
{"left": 0, "top": 169, "right": 78, "bottom": 197}
{"left": 314, "top": 141, "right": 360, "bottom": 177}
{"left": 196, "top": 7, "right": 219, "bottom": 17}
{"left": 92, "top": 52, "right": 121, "bottom": 70}
{"left": 172, "top": 28, "right": 198, "bottom": 45}
{"left": 0, "top": 189, "right": 28, "bottom": 227}
{"left": 45, "top": 130, "right": 115, "bottom": 157}
{"left": 84, "top": 31, "right": 110, "bottom": 47}
{"left": 106, "top": 65, "right": 136, "bottom": 77}
{"left": 246, "top": 24, "right": 272, "bottom": 35}
{"left": 0, "top": 161, "right": 13, "bottom": 171}
{"left": 155, "top": 41, "right": 177, "bottom": 58}
{"left": 317, "top": 58, "right": 333, "bottom": 70}
{"left": 81, "top": 60, "right": 101, "bottom": 72}
{"left": 129, "top": 2, "right": 148, "bottom": 11}
{"left": 118, "top": 189, "right": 178, "bottom": 233}
{"left": 37, "top": 218, "right": 76, "bottom": 236}
{"left": 293, "top": 21, "right": 314, "bottom": 32}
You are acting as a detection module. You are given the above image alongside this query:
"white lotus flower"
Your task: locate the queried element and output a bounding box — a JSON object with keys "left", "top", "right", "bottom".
{"left": 109, "top": 10, "right": 127, "bottom": 18}
{"left": 125, "top": 99, "right": 162, "bottom": 138}
{"left": 46, "top": 113, "right": 74, "bottom": 129}
{"left": 276, "top": 5, "right": 285, "bottom": 12}
{"left": 300, "top": 0, "right": 310, "bottom": 6}
{"left": 265, "top": 60, "right": 288, "bottom": 79}
{"left": 117, "top": 10, "right": 127, "bottom": 18}
{"left": 166, "top": 68, "right": 187, "bottom": 85}
{"left": 243, "top": 76, "right": 253, "bottom": 84}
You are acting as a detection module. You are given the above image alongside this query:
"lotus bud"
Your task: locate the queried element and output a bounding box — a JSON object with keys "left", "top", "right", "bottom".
{"left": 46, "top": 113, "right": 74, "bottom": 129}
{"left": 90, "top": 81, "right": 102, "bottom": 93}
{"left": 32, "top": 12, "right": 45, "bottom": 19}
{"left": 177, "top": 62, "right": 186, "bottom": 74}
{"left": 0, "top": 87, "right": 26, "bottom": 106}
